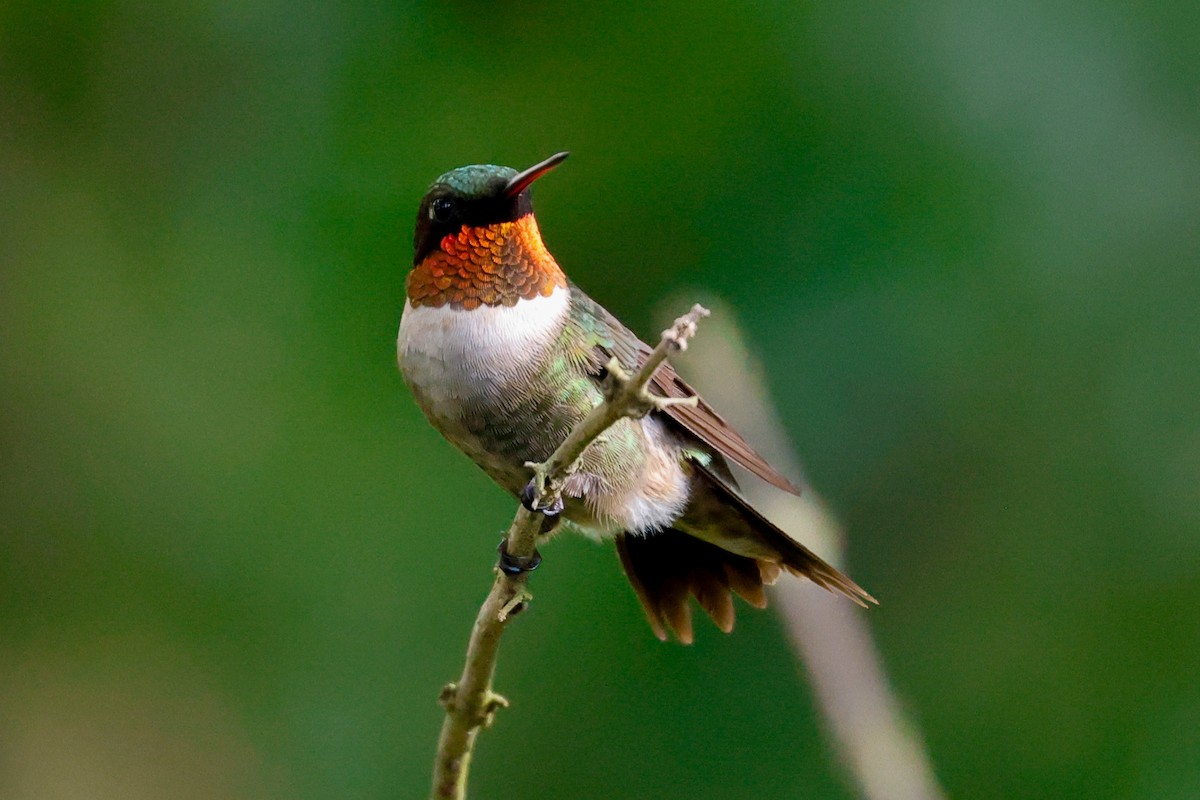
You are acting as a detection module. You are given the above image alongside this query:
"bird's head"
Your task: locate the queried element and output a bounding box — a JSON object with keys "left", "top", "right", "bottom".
{"left": 408, "top": 152, "right": 569, "bottom": 310}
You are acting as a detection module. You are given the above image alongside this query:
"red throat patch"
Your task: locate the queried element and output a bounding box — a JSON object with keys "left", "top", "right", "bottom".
{"left": 407, "top": 215, "right": 567, "bottom": 310}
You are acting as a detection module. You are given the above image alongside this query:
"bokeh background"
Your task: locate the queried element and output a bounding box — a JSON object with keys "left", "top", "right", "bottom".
{"left": 3, "top": 2, "right": 1198, "bottom": 798}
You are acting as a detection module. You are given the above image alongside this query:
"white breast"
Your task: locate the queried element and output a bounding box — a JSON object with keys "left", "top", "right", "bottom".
{"left": 396, "top": 289, "right": 570, "bottom": 409}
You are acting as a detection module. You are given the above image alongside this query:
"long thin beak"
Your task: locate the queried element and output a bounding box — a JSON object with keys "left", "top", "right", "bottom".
{"left": 504, "top": 151, "right": 570, "bottom": 197}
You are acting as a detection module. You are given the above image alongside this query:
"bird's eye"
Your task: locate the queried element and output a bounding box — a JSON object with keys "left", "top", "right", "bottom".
{"left": 431, "top": 197, "right": 455, "bottom": 223}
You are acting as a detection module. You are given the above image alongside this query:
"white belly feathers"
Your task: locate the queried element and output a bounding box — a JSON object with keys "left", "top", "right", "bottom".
{"left": 397, "top": 288, "right": 570, "bottom": 409}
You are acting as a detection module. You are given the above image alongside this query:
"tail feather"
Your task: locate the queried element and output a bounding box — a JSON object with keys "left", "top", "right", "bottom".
{"left": 721, "top": 557, "right": 769, "bottom": 609}
{"left": 615, "top": 466, "right": 876, "bottom": 642}
{"left": 616, "top": 529, "right": 775, "bottom": 643}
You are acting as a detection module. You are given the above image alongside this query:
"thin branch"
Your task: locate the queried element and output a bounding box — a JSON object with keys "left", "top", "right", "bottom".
{"left": 430, "top": 304, "right": 711, "bottom": 800}
{"left": 666, "top": 296, "right": 946, "bottom": 800}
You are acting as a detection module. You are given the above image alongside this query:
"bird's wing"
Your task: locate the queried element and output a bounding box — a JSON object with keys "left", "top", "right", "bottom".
{"left": 565, "top": 284, "right": 802, "bottom": 496}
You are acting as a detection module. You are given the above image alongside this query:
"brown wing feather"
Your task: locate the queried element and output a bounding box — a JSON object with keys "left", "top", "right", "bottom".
{"left": 572, "top": 286, "right": 802, "bottom": 495}
{"left": 652, "top": 362, "right": 803, "bottom": 495}
{"left": 689, "top": 463, "right": 878, "bottom": 607}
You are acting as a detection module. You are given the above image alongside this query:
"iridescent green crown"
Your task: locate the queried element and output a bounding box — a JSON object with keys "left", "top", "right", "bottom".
{"left": 432, "top": 164, "right": 518, "bottom": 198}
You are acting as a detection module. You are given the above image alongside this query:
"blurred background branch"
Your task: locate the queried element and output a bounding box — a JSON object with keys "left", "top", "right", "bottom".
{"left": 668, "top": 297, "right": 946, "bottom": 800}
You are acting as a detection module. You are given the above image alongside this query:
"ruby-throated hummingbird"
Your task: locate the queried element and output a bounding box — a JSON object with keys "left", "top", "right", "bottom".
{"left": 397, "top": 153, "right": 874, "bottom": 642}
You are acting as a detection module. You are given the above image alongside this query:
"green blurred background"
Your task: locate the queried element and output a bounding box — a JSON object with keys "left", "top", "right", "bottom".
{"left": 2, "top": 2, "right": 1198, "bottom": 798}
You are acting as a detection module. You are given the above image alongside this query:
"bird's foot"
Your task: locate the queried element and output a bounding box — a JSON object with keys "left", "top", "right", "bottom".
{"left": 519, "top": 479, "right": 564, "bottom": 517}
{"left": 497, "top": 537, "right": 542, "bottom": 575}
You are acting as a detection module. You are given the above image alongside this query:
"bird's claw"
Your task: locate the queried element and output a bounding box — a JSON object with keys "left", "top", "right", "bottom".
{"left": 497, "top": 537, "right": 542, "bottom": 575}
{"left": 520, "top": 479, "right": 564, "bottom": 517}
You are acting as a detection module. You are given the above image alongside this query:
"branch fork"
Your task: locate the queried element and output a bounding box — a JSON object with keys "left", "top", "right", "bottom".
{"left": 429, "top": 303, "right": 710, "bottom": 800}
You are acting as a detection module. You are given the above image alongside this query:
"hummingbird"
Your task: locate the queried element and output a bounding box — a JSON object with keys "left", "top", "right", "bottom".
{"left": 397, "top": 152, "right": 874, "bottom": 642}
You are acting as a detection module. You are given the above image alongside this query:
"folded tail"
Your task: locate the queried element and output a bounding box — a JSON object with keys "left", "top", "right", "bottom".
{"left": 616, "top": 468, "right": 875, "bottom": 643}
{"left": 616, "top": 529, "right": 770, "bottom": 644}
